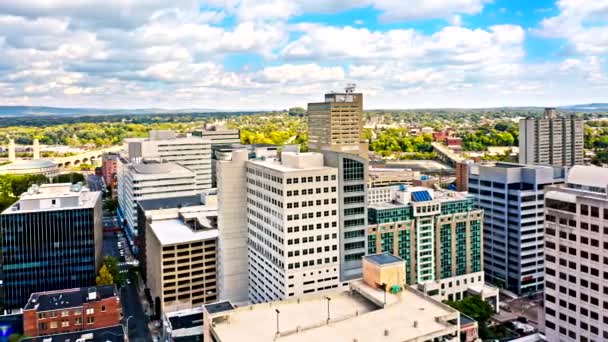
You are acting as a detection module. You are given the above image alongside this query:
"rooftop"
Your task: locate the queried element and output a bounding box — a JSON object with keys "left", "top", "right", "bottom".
{"left": 0, "top": 159, "right": 57, "bottom": 171}
{"left": 149, "top": 215, "right": 218, "bottom": 245}
{"left": 210, "top": 283, "right": 458, "bottom": 342}
{"left": 364, "top": 253, "right": 403, "bottom": 266}
{"left": 248, "top": 152, "right": 333, "bottom": 172}
{"left": 368, "top": 186, "right": 473, "bottom": 210}
{"left": 21, "top": 325, "right": 124, "bottom": 342}
{"left": 24, "top": 286, "right": 117, "bottom": 312}
{"left": 138, "top": 195, "right": 202, "bottom": 211}
{"left": 166, "top": 306, "right": 206, "bottom": 339}
{"left": 3, "top": 183, "right": 101, "bottom": 214}
{"left": 566, "top": 165, "right": 608, "bottom": 190}
{"left": 131, "top": 162, "right": 193, "bottom": 175}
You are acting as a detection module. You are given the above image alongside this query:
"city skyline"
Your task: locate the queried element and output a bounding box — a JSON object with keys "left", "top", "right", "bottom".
{"left": 0, "top": 0, "right": 606, "bottom": 110}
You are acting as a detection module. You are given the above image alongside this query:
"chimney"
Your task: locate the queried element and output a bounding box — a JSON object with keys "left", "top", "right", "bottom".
{"left": 8, "top": 138, "right": 15, "bottom": 163}
{"left": 33, "top": 139, "right": 40, "bottom": 159}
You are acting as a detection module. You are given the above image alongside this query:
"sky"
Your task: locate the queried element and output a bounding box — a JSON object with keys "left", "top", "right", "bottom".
{"left": 0, "top": 0, "right": 607, "bottom": 110}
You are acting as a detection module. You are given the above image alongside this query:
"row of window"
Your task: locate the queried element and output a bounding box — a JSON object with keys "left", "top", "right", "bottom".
{"left": 288, "top": 256, "right": 338, "bottom": 269}
{"left": 286, "top": 175, "right": 336, "bottom": 184}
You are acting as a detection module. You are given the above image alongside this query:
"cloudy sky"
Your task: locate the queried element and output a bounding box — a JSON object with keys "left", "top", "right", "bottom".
{"left": 0, "top": 0, "right": 607, "bottom": 110}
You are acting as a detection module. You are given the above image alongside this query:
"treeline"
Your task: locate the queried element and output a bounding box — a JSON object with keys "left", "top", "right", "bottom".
{"left": 459, "top": 122, "right": 518, "bottom": 151}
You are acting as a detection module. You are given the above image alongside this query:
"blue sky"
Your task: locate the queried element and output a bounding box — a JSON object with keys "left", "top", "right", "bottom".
{"left": 0, "top": 0, "right": 606, "bottom": 109}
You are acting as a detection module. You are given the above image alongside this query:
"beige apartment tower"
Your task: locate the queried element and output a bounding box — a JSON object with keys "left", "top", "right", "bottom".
{"left": 307, "top": 85, "right": 368, "bottom": 159}
{"left": 519, "top": 108, "right": 584, "bottom": 167}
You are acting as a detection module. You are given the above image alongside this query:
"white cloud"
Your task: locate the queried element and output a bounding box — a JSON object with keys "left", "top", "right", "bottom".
{"left": 258, "top": 64, "right": 345, "bottom": 83}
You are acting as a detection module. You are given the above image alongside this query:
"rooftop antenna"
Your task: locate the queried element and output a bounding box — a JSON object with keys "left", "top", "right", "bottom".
{"left": 345, "top": 83, "right": 356, "bottom": 93}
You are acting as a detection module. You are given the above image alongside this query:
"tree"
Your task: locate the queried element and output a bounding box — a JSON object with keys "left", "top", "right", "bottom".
{"left": 52, "top": 172, "right": 85, "bottom": 184}
{"left": 96, "top": 265, "right": 114, "bottom": 286}
{"left": 102, "top": 255, "right": 125, "bottom": 286}
{"left": 446, "top": 296, "right": 495, "bottom": 339}
{"left": 288, "top": 107, "right": 306, "bottom": 116}
{"left": 103, "top": 198, "right": 119, "bottom": 213}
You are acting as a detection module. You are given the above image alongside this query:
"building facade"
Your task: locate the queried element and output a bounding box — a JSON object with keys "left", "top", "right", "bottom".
{"left": 544, "top": 166, "right": 608, "bottom": 342}
{"left": 307, "top": 86, "right": 367, "bottom": 159}
{"left": 101, "top": 153, "right": 119, "bottom": 190}
{"left": 145, "top": 204, "right": 218, "bottom": 313}
{"left": 125, "top": 130, "right": 212, "bottom": 191}
{"left": 22, "top": 286, "right": 121, "bottom": 337}
{"left": 192, "top": 127, "right": 240, "bottom": 146}
{"left": 0, "top": 184, "right": 102, "bottom": 311}
{"left": 468, "top": 162, "right": 565, "bottom": 294}
{"left": 117, "top": 161, "right": 197, "bottom": 252}
{"left": 246, "top": 152, "right": 341, "bottom": 303}
{"left": 367, "top": 187, "right": 486, "bottom": 302}
{"left": 519, "top": 107, "right": 584, "bottom": 167}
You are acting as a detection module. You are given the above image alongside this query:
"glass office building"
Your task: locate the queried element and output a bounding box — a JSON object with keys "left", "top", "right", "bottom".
{"left": 0, "top": 184, "right": 102, "bottom": 311}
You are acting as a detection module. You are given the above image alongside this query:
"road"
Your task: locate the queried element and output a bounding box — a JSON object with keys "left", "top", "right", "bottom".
{"left": 87, "top": 174, "right": 106, "bottom": 192}
{"left": 103, "top": 217, "right": 151, "bottom": 341}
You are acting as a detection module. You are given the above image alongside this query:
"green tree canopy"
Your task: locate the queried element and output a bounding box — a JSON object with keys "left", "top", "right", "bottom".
{"left": 96, "top": 265, "right": 114, "bottom": 286}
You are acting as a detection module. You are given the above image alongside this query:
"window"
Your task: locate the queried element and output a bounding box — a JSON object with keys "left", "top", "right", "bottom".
{"left": 101, "top": 305, "right": 106, "bottom": 312}
{"left": 61, "top": 310, "right": 69, "bottom": 317}
{"left": 75, "top": 317, "right": 82, "bottom": 325}
{"left": 87, "top": 317, "right": 95, "bottom": 324}
{"left": 61, "top": 320, "right": 69, "bottom": 327}
{"left": 86, "top": 308, "right": 94, "bottom": 315}
{"left": 50, "top": 322, "right": 58, "bottom": 329}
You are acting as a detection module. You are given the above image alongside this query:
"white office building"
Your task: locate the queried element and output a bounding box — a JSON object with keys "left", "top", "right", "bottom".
{"left": 126, "top": 130, "right": 212, "bottom": 191}
{"left": 519, "top": 107, "right": 584, "bottom": 167}
{"left": 246, "top": 152, "right": 341, "bottom": 303}
{"left": 468, "top": 162, "right": 565, "bottom": 295}
{"left": 117, "top": 161, "right": 198, "bottom": 251}
{"left": 544, "top": 166, "right": 608, "bottom": 342}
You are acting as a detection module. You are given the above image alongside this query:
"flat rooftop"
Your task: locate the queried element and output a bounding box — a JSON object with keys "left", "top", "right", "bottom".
{"left": 24, "top": 286, "right": 116, "bottom": 311}
{"left": 248, "top": 152, "right": 332, "bottom": 172}
{"left": 211, "top": 283, "right": 458, "bottom": 342}
{"left": 149, "top": 217, "right": 218, "bottom": 245}
{"left": 368, "top": 186, "right": 473, "bottom": 210}
{"left": 138, "top": 195, "right": 202, "bottom": 211}
{"left": 364, "top": 253, "right": 403, "bottom": 266}
{"left": 131, "top": 162, "right": 192, "bottom": 175}
{"left": 3, "top": 183, "right": 101, "bottom": 214}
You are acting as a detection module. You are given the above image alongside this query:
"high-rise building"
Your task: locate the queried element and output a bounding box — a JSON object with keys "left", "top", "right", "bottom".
{"left": 22, "top": 286, "right": 121, "bottom": 337}
{"left": 125, "top": 130, "right": 212, "bottom": 191}
{"left": 367, "top": 186, "right": 498, "bottom": 305}
{"left": 321, "top": 151, "right": 369, "bottom": 281}
{"left": 216, "top": 150, "right": 250, "bottom": 305}
{"left": 0, "top": 183, "right": 102, "bottom": 311}
{"left": 468, "top": 162, "right": 565, "bottom": 295}
{"left": 117, "top": 161, "right": 198, "bottom": 252}
{"left": 307, "top": 85, "right": 368, "bottom": 159}
{"left": 519, "top": 108, "right": 584, "bottom": 167}
{"left": 101, "top": 152, "right": 119, "bottom": 191}
{"left": 455, "top": 160, "right": 473, "bottom": 192}
{"left": 543, "top": 165, "right": 608, "bottom": 342}
{"left": 246, "top": 152, "right": 341, "bottom": 303}
{"left": 145, "top": 200, "right": 218, "bottom": 312}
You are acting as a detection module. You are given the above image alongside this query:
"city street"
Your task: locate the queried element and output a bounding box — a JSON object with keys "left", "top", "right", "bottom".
{"left": 87, "top": 174, "right": 106, "bottom": 192}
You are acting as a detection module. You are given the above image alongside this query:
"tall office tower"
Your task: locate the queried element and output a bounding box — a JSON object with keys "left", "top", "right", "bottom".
{"left": 0, "top": 183, "right": 102, "bottom": 311}
{"left": 468, "top": 162, "right": 565, "bottom": 295}
{"left": 145, "top": 200, "right": 218, "bottom": 312}
{"left": 519, "top": 107, "right": 584, "bottom": 167}
{"left": 455, "top": 160, "right": 473, "bottom": 192}
{"left": 216, "top": 150, "right": 250, "bottom": 304}
{"left": 117, "top": 161, "right": 198, "bottom": 252}
{"left": 367, "top": 186, "right": 498, "bottom": 305}
{"left": 307, "top": 85, "right": 368, "bottom": 159}
{"left": 126, "top": 130, "right": 212, "bottom": 191}
{"left": 322, "top": 151, "right": 368, "bottom": 281}
{"left": 246, "top": 152, "right": 341, "bottom": 303}
{"left": 544, "top": 166, "right": 608, "bottom": 342}
{"left": 102, "top": 152, "right": 119, "bottom": 191}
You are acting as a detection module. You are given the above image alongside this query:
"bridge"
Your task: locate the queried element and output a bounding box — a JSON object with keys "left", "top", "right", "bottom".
{"left": 54, "top": 146, "right": 122, "bottom": 168}
{"left": 432, "top": 142, "right": 464, "bottom": 167}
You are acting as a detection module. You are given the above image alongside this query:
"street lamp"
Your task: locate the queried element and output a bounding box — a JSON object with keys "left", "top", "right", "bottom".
{"left": 275, "top": 309, "right": 280, "bottom": 336}
{"left": 325, "top": 296, "right": 331, "bottom": 324}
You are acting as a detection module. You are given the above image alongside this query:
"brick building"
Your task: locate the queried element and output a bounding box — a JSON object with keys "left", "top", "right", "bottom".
{"left": 23, "top": 286, "right": 121, "bottom": 337}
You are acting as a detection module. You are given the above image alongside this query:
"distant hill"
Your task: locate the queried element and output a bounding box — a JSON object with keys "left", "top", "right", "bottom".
{"left": 559, "top": 103, "right": 608, "bottom": 112}
{"left": 0, "top": 106, "right": 228, "bottom": 117}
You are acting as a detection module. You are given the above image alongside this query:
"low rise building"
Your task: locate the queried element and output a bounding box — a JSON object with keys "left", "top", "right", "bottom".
{"left": 21, "top": 326, "right": 125, "bottom": 342}
{"left": 367, "top": 186, "right": 498, "bottom": 307}
{"left": 203, "top": 254, "right": 469, "bottom": 342}
{"left": 368, "top": 167, "right": 420, "bottom": 187}
{"left": 22, "top": 286, "right": 121, "bottom": 337}
{"left": 161, "top": 306, "right": 205, "bottom": 341}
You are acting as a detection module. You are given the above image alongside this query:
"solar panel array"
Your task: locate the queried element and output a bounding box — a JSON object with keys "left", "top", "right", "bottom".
{"left": 411, "top": 190, "right": 433, "bottom": 202}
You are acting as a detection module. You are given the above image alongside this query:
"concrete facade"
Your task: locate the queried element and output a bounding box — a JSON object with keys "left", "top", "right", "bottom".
{"left": 519, "top": 108, "right": 584, "bottom": 167}
{"left": 544, "top": 166, "right": 608, "bottom": 342}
